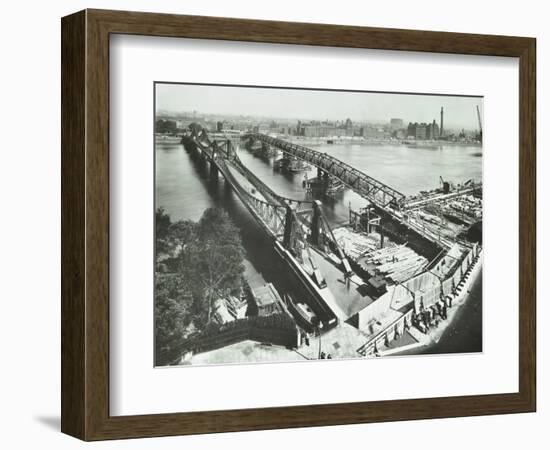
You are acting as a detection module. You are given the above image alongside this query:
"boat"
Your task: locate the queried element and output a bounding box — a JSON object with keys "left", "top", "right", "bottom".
{"left": 325, "top": 179, "right": 345, "bottom": 195}
{"left": 274, "top": 156, "right": 310, "bottom": 173}
{"left": 303, "top": 175, "right": 345, "bottom": 196}
{"left": 249, "top": 141, "right": 263, "bottom": 154}
{"left": 273, "top": 158, "right": 287, "bottom": 170}
{"left": 284, "top": 294, "right": 317, "bottom": 331}
{"left": 286, "top": 158, "right": 311, "bottom": 173}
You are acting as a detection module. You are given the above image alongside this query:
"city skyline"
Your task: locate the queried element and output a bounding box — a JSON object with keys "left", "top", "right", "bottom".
{"left": 156, "top": 83, "right": 483, "bottom": 130}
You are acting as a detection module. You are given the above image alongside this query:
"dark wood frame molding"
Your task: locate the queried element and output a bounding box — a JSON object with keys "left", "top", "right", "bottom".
{"left": 61, "top": 9, "right": 536, "bottom": 441}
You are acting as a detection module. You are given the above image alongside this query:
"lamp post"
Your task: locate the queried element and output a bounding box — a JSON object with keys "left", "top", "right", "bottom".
{"left": 317, "top": 321, "right": 324, "bottom": 359}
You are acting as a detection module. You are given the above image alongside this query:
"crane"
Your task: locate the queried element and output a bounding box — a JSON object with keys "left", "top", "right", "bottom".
{"left": 476, "top": 105, "right": 483, "bottom": 143}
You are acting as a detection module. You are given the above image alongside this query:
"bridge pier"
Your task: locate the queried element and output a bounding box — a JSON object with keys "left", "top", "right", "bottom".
{"left": 310, "top": 200, "right": 323, "bottom": 246}
{"left": 244, "top": 136, "right": 255, "bottom": 151}
{"left": 283, "top": 205, "right": 297, "bottom": 251}
{"left": 316, "top": 168, "right": 330, "bottom": 187}
{"left": 209, "top": 162, "right": 218, "bottom": 180}
{"left": 322, "top": 171, "right": 329, "bottom": 187}
{"left": 209, "top": 144, "right": 219, "bottom": 180}
{"left": 226, "top": 139, "right": 234, "bottom": 159}
{"left": 195, "top": 153, "right": 207, "bottom": 170}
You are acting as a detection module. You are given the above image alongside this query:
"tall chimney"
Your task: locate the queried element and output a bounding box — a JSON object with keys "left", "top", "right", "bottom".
{"left": 440, "top": 107, "right": 444, "bottom": 138}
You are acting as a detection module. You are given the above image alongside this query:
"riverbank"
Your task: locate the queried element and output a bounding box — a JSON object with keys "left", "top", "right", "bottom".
{"left": 284, "top": 136, "right": 482, "bottom": 148}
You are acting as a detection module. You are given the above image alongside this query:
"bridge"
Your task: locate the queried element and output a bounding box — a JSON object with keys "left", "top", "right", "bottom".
{"left": 243, "top": 133, "right": 407, "bottom": 210}
{"left": 186, "top": 126, "right": 347, "bottom": 259}
{"left": 182, "top": 124, "right": 371, "bottom": 327}
{"left": 242, "top": 133, "right": 468, "bottom": 250}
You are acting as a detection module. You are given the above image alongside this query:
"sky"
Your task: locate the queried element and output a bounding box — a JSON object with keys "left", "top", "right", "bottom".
{"left": 156, "top": 83, "right": 483, "bottom": 130}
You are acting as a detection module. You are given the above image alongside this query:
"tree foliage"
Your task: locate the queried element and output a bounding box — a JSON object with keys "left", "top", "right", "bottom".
{"left": 155, "top": 207, "right": 245, "bottom": 361}
{"left": 155, "top": 207, "right": 172, "bottom": 257}
{"left": 155, "top": 273, "right": 194, "bottom": 359}
{"left": 168, "top": 219, "right": 196, "bottom": 251}
{"left": 180, "top": 208, "right": 245, "bottom": 323}
{"left": 155, "top": 119, "right": 178, "bottom": 134}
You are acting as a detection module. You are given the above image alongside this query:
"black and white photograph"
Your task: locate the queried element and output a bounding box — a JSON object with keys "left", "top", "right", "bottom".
{"left": 154, "top": 83, "right": 483, "bottom": 367}
{"left": 1, "top": 0, "right": 543, "bottom": 446}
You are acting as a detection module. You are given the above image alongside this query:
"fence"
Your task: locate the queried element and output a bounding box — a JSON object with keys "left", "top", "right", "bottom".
{"left": 156, "top": 313, "right": 299, "bottom": 366}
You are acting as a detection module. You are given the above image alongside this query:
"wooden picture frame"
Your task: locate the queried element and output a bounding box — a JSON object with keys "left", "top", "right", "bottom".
{"left": 61, "top": 9, "right": 536, "bottom": 441}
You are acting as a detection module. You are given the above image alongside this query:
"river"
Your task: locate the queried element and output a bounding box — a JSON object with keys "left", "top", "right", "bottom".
{"left": 155, "top": 140, "right": 483, "bottom": 353}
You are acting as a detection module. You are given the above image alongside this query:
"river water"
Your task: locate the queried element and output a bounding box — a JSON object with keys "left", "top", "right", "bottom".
{"left": 155, "top": 140, "right": 483, "bottom": 353}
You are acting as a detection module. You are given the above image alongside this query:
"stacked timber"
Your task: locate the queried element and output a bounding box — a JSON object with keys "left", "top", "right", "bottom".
{"left": 408, "top": 210, "right": 459, "bottom": 246}
{"left": 442, "top": 194, "right": 482, "bottom": 224}
{"left": 359, "top": 245, "right": 428, "bottom": 285}
{"left": 332, "top": 227, "right": 383, "bottom": 261}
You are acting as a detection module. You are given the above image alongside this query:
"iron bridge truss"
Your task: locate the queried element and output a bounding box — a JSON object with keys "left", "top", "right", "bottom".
{"left": 184, "top": 126, "right": 349, "bottom": 271}
{"left": 244, "top": 133, "right": 407, "bottom": 210}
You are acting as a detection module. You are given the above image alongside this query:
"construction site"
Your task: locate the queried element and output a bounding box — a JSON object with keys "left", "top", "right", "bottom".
{"left": 328, "top": 176, "right": 483, "bottom": 357}
{"left": 173, "top": 121, "right": 483, "bottom": 366}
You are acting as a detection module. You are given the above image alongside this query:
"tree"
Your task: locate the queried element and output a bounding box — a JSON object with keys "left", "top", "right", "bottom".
{"left": 181, "top": 208, "right": 245, "bottom": 323}
{"left": 155, "top": 207, "right": 172, "bottom": 259}
{"left": 168, "top": 220, "right": 196, "bottom": 252}
{"left": 154, "top": 273, "right": 193, "bottom": 362}
{"left": 154, "top": 207, "right": 246, "bottom": 360}
{"left": 156, "top": 207, "right": 171, "bottom": 239}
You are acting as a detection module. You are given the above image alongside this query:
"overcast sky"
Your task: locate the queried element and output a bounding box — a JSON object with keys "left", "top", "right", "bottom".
{"left": 156, "top": 83, "right": 483, "bottom": 130}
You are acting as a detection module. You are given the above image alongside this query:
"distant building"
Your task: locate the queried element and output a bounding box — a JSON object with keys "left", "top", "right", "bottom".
{"left": 416, "top": 123, "right": 427, "bottom": 140}
{"left": 216, "top": 121, "right": 224, "bottom": 132}
{"left": 228, "top": 122, "right": 251, "bottom": 132}
{"left": 394, "top": 129, "right": 406, "bottom": 139}
{"left": 301, "top": 123, "right": 335, "bottom": 137}
{"left": 407, "top": 122, "right": 415, "bottom": 138}
{"left": 362, "top": 125, "right": 387, "bottom": 139}
{"left": 426, "top": 120, "right": 440, "bottom": 140}
{"left": 295, "top": 119, "right": 360, "bottom": 138}
{"left": 407, "top": 120, "right": 440, "bottom": 140}
{"left": 390, "top": 118, "right": 404, "bottom": 129}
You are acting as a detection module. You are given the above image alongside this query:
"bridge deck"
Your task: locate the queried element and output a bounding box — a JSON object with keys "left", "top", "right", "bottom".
{"left": 275, "top": 242, "right": 371, "bottom": 322}
{"left": 309, "top": 249, "right": 374, "bottom": 319}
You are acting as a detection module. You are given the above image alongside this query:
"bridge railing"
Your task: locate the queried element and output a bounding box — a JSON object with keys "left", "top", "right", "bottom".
{"left": 217, "top": 159, "right": 288, "bottom": 238}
